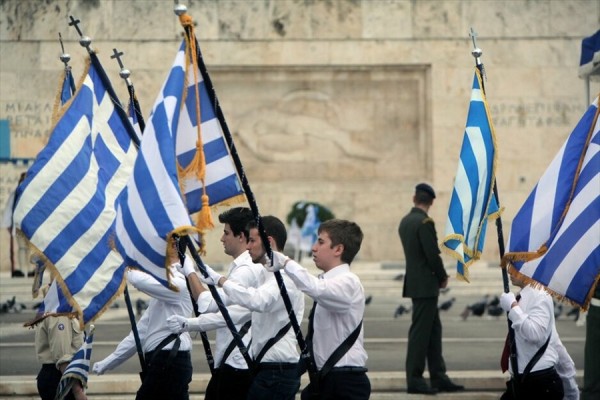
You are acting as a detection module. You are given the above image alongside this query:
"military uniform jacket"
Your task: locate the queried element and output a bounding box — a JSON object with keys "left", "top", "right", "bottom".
{"left": 398, "top": 207, "right": 448, "bottom": 299}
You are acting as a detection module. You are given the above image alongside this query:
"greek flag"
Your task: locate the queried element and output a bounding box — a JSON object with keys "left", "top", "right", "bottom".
{"left": 127, "top": 88, "right": 144, "bottom": 141}
{"left": 170, "top": 39, "right": 244, "bottom": 219}
{"left": 14, "top": 53, "right": 138, "bottom": 326}
{"left": 503, "top": 97, "right": 600, "bottom": 308}
{"left": 442, "top": 68, "right": 500, "bottom": 282}
{"left": 55, "top": 325, "right": 95, "bottom": 400}
{"left": 32, "top": 66, "right": 78, "bottom": 299}
{"left": 60, "top": 66, "right": 76, "bottom": 105}
{"left": 114, "top": 41, "right": 199, "bottom": 288}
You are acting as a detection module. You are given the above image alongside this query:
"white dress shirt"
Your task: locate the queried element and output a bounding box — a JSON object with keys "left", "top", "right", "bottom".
{"left": 195, "top": 251, "right": 264, "bottom": 368}
{"left": 95, "top": 266, "right": 193, "bottom": 372}
{"left": 554, "top": 332, "right": 579, "bottom": 400}
{"left": 285, "top": 261, "right": 368, "bottom": 369}
{"left": 218, "top": 271, "right": 304, "bottom": 363}
{"left": 508, "top": 285, "right": 560, "bottom": 374}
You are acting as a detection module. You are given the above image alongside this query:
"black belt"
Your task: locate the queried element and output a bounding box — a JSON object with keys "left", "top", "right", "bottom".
{"left": 329, "top": 366, "right": 367, "bottom": 373}
{"left": 222, "top": 363, "right": 250, "bottom": 373}
{"left": 258, "top": 362, "right": 298, "bottom": 371}
{"left": 144, "top": 350, "right": 190, "bottom": 359}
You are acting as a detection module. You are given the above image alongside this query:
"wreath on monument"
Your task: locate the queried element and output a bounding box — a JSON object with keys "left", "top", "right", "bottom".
{"left": 286, "top": 201, "right": 335, "bottom": 227}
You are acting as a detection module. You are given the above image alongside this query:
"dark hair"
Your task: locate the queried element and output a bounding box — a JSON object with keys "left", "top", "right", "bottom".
{"left": 246, "top": 215, "right": 287, "bottom": 251}
{"left": 318, "top": 219, "right": 363, "bottom": 264}
{"left": 218, "top": 207, "right": 254, "bottom": 237}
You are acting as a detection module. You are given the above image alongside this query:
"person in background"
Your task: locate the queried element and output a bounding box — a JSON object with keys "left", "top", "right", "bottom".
{"left": 398, "top": 183, "right": 464, "bottom": 395}
{"left": 499, "top": 269, "right": 573, "bottom": 399}
{"left": 92, "top": 252, "right": 194, "bottom": 400}
{"left": 1, "top": 172, "right": 33, "bottom": 277}
{"left": 167, "top": 207, "right": 264, "bottom": 400}
{"left": 267, "top": 218, "right": 370, "bottom": 400}
{"left": 35, "top": 284, "right": 86, "bottom": 400}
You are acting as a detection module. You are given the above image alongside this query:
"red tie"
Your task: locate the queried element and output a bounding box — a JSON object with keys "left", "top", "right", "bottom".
{"left": 500, "top": 335, "right": 510, "bottom": 372}
{"left": 500, "top": 294, "right": 521, "bottom": 373}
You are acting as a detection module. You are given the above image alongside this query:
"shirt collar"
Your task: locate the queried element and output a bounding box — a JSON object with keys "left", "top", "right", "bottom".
{"left": 231, "top": 250, "right": 252, "bottom": 268}
{"left": 321, "top": 263, "right": 350, "bottom": 279}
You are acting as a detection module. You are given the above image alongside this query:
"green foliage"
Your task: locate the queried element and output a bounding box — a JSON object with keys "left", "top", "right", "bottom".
{"left": 286, "top": 201, "right": 334, "bottom": 227}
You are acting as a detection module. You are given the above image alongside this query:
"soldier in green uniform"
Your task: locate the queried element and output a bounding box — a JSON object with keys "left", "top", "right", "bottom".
{"left": 398, "top": 183, "right": 464, "bottom": 395}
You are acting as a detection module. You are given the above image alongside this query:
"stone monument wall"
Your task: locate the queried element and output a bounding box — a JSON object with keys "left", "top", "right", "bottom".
{"left": 0, "top": 0, "right": 598, "bottom": 271}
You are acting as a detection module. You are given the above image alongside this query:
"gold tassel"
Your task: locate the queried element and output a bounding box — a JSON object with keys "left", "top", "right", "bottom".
{"left": 176, "top": 11, "right": 214, "bottom": 224}
{"left": 197, "top": 194, "right": 214, "bottom": 231}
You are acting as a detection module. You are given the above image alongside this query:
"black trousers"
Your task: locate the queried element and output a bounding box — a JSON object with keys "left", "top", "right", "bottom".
{"left": 204, "top": 364, "right": 252, "bottom": 400}
{"left": 136, "top": 350, "right": 193, "bottom": 400}
{"left": 583, "top": 302, "right": 600, "bottom": 400}
{"left": 406, "top": 297, "right": 448, "bottom": 389}
{"left": 501, "top": 367, "right": 564, "bottom": 400}
{"left": 300, "top": 369, "right": 371, "bottom": 400}
{"left": 37, "top": 364, "right": 75, "bottom": 400}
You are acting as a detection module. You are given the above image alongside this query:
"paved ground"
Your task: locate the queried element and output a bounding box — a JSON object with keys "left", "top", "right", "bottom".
{"left": 0, "top": 262, "right": 587, "bottom": 399}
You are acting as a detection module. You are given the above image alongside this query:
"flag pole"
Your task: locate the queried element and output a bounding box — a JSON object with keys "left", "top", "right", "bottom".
{"left": 181, "top": 234, "right": 254, "bottom": 369}
{"left": 110, "top": 48, "right": 146, "bottom": 133}
{"left": 470, "top": 27, "right": 517, "bottom": 375}
{"left": 177, "top": 3, "right": 316, "bottom": 377}
{"left": 171, "top": 3, "right": 253, "bottom": 371}
{"left": 68, "top": 16, "right": 147, "bottom": 380}
{"left": 58, "top": 33, "right": 76, "bottom": 95}
{"left": 174, "top": 236, "right": 217, "bottom": 375}
{"left": 68, "top": 16, "right": 140, "bottom": 146}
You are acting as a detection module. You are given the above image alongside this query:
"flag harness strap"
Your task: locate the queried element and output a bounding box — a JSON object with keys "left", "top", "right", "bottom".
{"left": 306, "top": 302, "right": 364, "bottom": 388}
{"left": 301, "top": 301, "right": 365, "bottom": 396}
{"left": 516, "top": 331, "right": 551, "bottom": 383}
{"left": 252, "top": 322, "right": 292, "bottom": 371}
{"left": 220, "top": 320, "right": 252, "bottom": 367}
{"left": 145, "top": 333, "right": 182, "bottom": 370}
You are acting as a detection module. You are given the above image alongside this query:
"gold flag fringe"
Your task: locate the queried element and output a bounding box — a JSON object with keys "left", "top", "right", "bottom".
{"left": 24, "top": 223, "right": 128, "bottom": 330}
{"left": 165, "top": 226, "right": 203, "bottom": 290}
{"left": 46, "top": 57, "right": 89, "bottom": 147}
{"left": 502, "top": 101, "right": 600, "bottom": 277}
{"left": 503, "top": 264, "right": 599, "bottom": 311}
{"left": 441, "top": 206, "right": 503, "bottom": 283}
{"left": 51, "top": 69, "right": 67, "bottom": 125}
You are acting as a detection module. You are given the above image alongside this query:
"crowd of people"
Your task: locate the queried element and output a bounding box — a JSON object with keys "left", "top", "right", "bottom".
{"left": 28, "top": 184, "right": 598, "bottom": 400}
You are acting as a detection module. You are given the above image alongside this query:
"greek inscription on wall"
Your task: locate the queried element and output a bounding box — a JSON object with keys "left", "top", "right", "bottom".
{"left": 1, "top": 101, "right": 53, "bottom": 156}
{"left": 490, "top": 99, "right": 582, "bottom": 128}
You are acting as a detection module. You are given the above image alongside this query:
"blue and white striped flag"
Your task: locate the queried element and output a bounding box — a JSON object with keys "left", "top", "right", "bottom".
{"left": 14, "top": 53, "right": 138, "bottom": 326}
{"left": 32, "top": 67, "right": 78, "bottom": 299}
{"left": 503, "top": 97, "right": 600, "bottom": 308}
{"left": 55, "top": 325, "right": 95, "bottom": 400}
{"left": 61, "top": 66, "right": 76, "bottom": 105}
{"left": 442, "top": 68, "right": 500, "bottom": 282}
{"left": 114, "top": 41, "right": 199, "bottom": 288}
{"left": 171, "top": 39, "right": 244, "bottom": 223}
{"left": 127, "top": 89, "right": 144, "bottom": 141}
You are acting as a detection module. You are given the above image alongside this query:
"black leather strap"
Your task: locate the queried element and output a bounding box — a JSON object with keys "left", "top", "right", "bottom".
{"left": 253, "top": 322, "right": 292, "bottom": 365}
{"left": 318, "top": 320, "right": 363, "bottom": 380}
{"left": 147, "top": 333, "right": 181, "bottom": 369}
{"left": 221, "top": 320, "right": 252, "bottom": 367}
{"left": 519, "top": 331, "right": 551, "bottom": 383}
